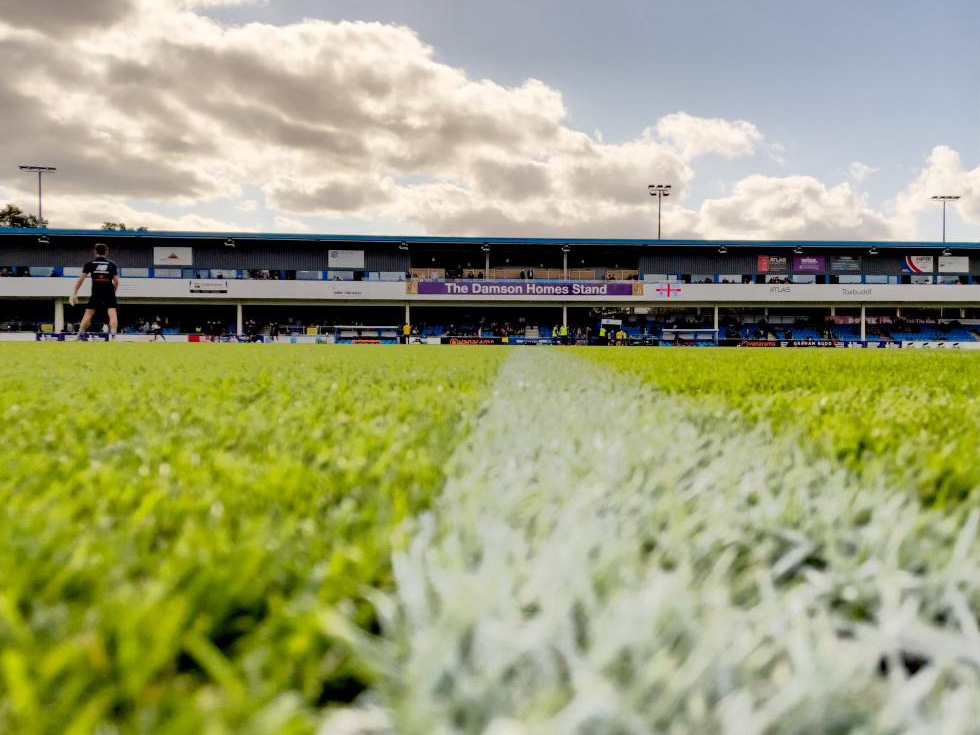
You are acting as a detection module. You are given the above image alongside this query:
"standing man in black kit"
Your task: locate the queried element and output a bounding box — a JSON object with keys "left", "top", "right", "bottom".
{"left": 70, "top": 243, "right": 120, "bottom": 337}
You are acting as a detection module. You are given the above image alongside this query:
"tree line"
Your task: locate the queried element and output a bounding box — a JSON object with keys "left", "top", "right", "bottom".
{"left": 0, "top": 204, "right": 146, "bottom": 231}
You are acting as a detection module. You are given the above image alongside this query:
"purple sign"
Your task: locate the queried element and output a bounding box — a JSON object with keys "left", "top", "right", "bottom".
{"left": 793, "top": 255, "right": 825, "bottom": 273}
{"left": 415, "top": 280, "right": 639, "bottom": 297}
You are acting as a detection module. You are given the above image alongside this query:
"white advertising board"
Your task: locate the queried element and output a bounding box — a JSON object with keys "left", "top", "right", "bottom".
{"left": 153, "top": 247, "right": 193, "bottom": 266}
{"left": 328, "top": 249, "right": 365, "bottom": 269}
{"left": 938, "top": 256, "right": 969, "bottom": 273}
{"left": 188, "top": 280, "right": 228, "bottom": 294}
{"left": 902, "top": 341, "right": 980, "bottom": 350}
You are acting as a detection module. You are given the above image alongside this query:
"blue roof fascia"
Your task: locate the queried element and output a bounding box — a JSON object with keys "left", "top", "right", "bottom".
{"left": 1, "top": 228, "right": 977, "bottom": 249}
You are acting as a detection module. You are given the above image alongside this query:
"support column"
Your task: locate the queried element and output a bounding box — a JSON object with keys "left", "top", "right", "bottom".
{"left": 236, "top": 303, "right": 243, "bottom": 335}
{"left": 405, "top": 302, "right": 411, "bottom": 325}
{"left": 830, "top": 306, "right": 836, "bottom": 316}
{"left": 562, "top": 304, "right": 568, "bottom": 326}
{"left": 713, "top": 304, "right": 719, "bottom": 333}
{"left": 54, "top": 299, "right": 64, "bottom": 332}
{"left": 563, "top": 248, "right": 569, "bottom": 280}
{"left": 485, "top": 250, "right": 490, "bottom": 280}
{"left": 860, "top": 305, "right": 866, "bottom": 341}
{"left": 896, "top": 307, "right": 901, "bottom": 318}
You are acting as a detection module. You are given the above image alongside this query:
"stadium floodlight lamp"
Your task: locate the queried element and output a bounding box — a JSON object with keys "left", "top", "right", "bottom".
{"left": 717, "top": 245, "right": 727, "bottom": 254}
{"left": 943, "top": 248, "right": 952, "bottom": 257}
{"left": 561, "top": 244, "right": 570, "bottom": 253}
{"left": 794, "top": 246, "right": 803, "bottom": 254}
{"left": 648, "top": 183, "right": 672, "bottom": 240}
{"left": 868, "top": 246, "right": 878, "bottom": 255}
{"left": 37, "top": 235, "right": 50, "bottom": 245}
{"left": 481, "top": 243, "right": 490, "bottom": 253}
{"left": 398, "top": 241, "right": 409, "bottom": 251}
{"left": 19, "top": 165, "right": 56, "bottom": 226}
{"left": 224, "top": 238, "right": 235, "bottom": 248}
{"left": 931, "top": 195, "right": 961, "bottom": 243}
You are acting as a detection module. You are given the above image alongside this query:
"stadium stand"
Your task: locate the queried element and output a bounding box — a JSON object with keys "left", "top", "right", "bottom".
{"left": 3, "top": 229, "right": 980, "bottom": 346}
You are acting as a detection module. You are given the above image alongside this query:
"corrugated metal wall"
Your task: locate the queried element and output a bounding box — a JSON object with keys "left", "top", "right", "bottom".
{"left": 0, "top": 233, "right": 971, "bottom": 276}
{"left": 0, "top": 235, "right": 409, "bottom": 271}
{"left": 638, "top": 253, "right": 964, "bottom": 276}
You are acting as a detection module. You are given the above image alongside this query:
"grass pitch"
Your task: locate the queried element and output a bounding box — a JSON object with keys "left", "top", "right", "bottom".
{"left": 0, "top": 345, "right": 977, "bottom": 734}
{"left": 0, "top": 345, "right": 504, "bottom": 734}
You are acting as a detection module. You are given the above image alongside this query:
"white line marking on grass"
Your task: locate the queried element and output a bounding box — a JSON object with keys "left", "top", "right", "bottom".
{"left": 323, "top": 350, "right": 980, "bottom": 735}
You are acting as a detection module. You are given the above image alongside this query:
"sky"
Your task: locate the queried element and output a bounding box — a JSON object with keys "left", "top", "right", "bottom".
{"left": 0, "top": 0, "right": 977, "bottom": 241}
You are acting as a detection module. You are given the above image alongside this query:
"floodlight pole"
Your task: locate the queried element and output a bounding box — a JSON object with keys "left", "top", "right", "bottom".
{"left": 18, "top": 165, "right": 57, "bottom": 226}
{"left": 931, "top": 195, "right": 960, "bottom": 243}
{"left": 648, "top": 184, "right": 671, "bottom": 240}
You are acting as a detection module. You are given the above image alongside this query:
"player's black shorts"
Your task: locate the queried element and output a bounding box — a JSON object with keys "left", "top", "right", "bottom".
{"left": 87, "top": 290, "right": 118, "bottom": 310}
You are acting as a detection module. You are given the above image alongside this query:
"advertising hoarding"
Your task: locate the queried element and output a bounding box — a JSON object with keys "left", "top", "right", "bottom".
{"left": 830, "top": 256, "right": 860, "bottom": 272}
{"left": 903, "top": 255, "right": 934, "bottom": 273}
{"left": 328, "top": 250, "right": 365, "bottom": 268}
{"left": 757, "top": 255, "right": 788, "bottom": 274}
{"left": 153, "top": 247, "right": 193, "bottom": 266}
{"left": 938, "top": 256, "right": 969, "bottom": 273}
{"left": 793, "top": 256, "right": 825, "bottom": 273}
{"left": 413, "top": 281, "right": 641, "bottom": 297}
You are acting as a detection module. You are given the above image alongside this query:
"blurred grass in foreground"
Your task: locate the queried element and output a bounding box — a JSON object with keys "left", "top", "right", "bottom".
{"left": 0, "top": 344, "right": 504, "bottom": 735}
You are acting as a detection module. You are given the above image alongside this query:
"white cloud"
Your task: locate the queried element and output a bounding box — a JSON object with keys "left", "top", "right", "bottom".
{"left": 654, "top": 111, "right": 763, "bottom": 160}
{"left": 849, "top": 161, "right": 875, "bottom": 182}
{"left": 0, "top": 1, "right": 972, "bottom": 241}
{"left": 894, "top": 146, "right": 980, "bottom": 236}
{"left": 273, "top": 215, "right": 311, "bottom": 232}
{"left": 692, "top": 175, "right": 895, "bottom": 240}
{"left": 32, "top": 193, "right": 246, "bottom": 231}
{"left": 768, "top": 143, "right": 787, "bottom": 166}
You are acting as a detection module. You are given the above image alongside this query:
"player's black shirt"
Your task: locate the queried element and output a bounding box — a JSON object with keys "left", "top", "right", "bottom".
{"left": 82, "top": 257, "right": 118, "bottom": 297}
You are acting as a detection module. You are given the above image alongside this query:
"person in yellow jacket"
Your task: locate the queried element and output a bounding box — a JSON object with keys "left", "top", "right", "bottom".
{"left": 402, "top": 323, "right": 411, "bottom": 345}
{"left": 598, "top": 325, "right": 607, "bottom": 346}
{"left": 559, "top": 324, "right": 569, "bottom": 345}
{"left": 617, "top": 328, "right": 627, "bottom": 345}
